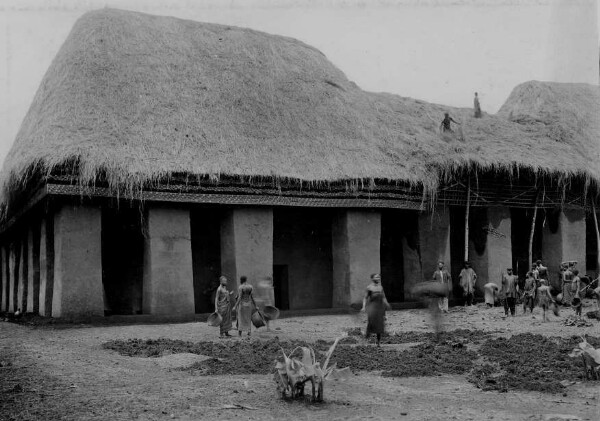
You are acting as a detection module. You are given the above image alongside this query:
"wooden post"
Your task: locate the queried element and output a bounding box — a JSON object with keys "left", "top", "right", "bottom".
{"left": 528, "top": 192, "right": 539, "bottom": 270}
{"left": 464, "top": 178, "right": 471, "bottom": 262}
{"left": 593, "top": 201, "right": 600, "bottom": 275}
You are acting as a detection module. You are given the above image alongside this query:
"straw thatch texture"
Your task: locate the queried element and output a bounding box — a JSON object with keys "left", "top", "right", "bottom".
{"left": 1, "top": 9, "right": 599, "bottom": 212}
{"left": 497, "top": 81, "right": 600, "bottom": 180}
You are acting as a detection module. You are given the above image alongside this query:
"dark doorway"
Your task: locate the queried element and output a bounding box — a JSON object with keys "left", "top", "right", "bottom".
{"left": 102, "top": 206, "right": 144, "bottom": 315}
{"left": 586, "top": 213, "right": 598, "bottom": 277}
{"left": 449, "top": 206, "right": 466, "bottom": 297}
{"left": 273, "top": 264, "right": 290, "bottom": 310}
{"left": 191, "top": 208, "right": 222, "bottom": 314}
{"left": 380, "top": 210, "right": 408, "bottom": 302}
{"left": 273, "top": 208, "right": 333, "bottom": 310}
{"left": 510, "top": 208, "right": 543, "bottom": 281}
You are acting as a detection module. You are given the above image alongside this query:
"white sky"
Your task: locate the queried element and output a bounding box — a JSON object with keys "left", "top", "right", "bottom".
{"left": 0, "top": 0, "right": 598, "bottom": 165}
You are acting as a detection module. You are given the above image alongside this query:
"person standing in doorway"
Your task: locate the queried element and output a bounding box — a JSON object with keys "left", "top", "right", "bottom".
{"left": 233, "top": 276, "right": 257, "bottom": 337}
{"left": 432, "top": 261, "right": 452, "bottom": 313}
{"left": 361, "top": 274, "right": 390, "bottom": 347}
{"left": 459, "top": 261, "right": 477, "bottom": 306}
{"left": 214, "top": 276, "right": 234, "bottom": 338}
{"left": 501, "top": 268, "right": 518, "bottom": 317}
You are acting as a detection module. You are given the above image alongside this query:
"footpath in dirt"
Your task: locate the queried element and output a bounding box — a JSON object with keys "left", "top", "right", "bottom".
{"left": 1, "top": 303, "right": 600, "bottom": 421}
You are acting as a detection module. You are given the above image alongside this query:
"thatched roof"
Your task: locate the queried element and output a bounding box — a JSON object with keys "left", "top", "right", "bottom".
{"left": 1, "top": 8, "right": 599, "bottom": 211}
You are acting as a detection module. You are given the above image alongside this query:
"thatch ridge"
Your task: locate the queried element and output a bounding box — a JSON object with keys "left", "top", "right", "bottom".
{"left": 1, "top": 9, "right": 599, "bottom": 214}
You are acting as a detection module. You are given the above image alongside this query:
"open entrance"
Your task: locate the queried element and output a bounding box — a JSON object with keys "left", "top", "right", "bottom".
{"left": 101, "top": 206, "right": 144, "bottom": 315}
{"left": 510, "top": 208, "right": 543, "bottom": 281}
{"left": 586, "top": 212, "right": 599, "bottom": 277}
{"left": 449, "top": 206, "right": 466, "bottom": 297}
{"left": 273, "top": 264, "right": 290, "bottom": 310}
{"left": 273, "top": 208, "right": 333, "bottom": 310}
{"left": 191, "top": 208, "right": 222, "bottom": 314}
{"left": 380, "top": 210, "right": 418, "bottom": 302}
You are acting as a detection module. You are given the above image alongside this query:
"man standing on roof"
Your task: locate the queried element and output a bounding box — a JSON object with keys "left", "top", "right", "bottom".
{"left": 473, "top": 92, "right": 482, "bottom": 118}
{"left": 440, "top": 112, "right": 460, "bottom": 133}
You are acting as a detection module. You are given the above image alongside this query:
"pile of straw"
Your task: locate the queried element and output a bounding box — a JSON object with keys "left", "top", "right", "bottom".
{"left": 1, "top": 9, "right": 598, "bottom": 213}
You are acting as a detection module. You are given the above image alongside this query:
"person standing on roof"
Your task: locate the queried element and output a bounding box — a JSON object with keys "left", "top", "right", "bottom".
{"left": 473, "top": 92, "right": 482, "bottom": 118}
{"left": 440, "top": 112, "right": 460, "bottom": 133}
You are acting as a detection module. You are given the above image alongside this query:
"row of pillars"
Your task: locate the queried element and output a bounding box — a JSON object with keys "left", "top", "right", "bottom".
{"left": 0, "top": 203, "right": 588, "bottom": 318}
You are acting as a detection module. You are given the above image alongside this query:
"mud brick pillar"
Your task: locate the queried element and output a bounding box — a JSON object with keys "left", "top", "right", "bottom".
{"left": 220, "top": 207, "right": 274, "bottom": 307}
{"left": 51, "top": 205, "right": 104, "bottom": 318}
{"left": 0, "top": 246, "right": 6, "bottom": 312}
{"left": 542, "top": 208, "right": 586, "bottom": 288}
{"left": 17, "top": 238, "right": 27, "bottom": 312}
{"left": 418, "top": 209, "right": 451, "bottom": 282}
{"left": 143, "top": 207, "right": 195, "bottom": 315}
{"left": 468, "top": 207, "right": 512, "bottom": 293}
{"left": 38, "top": 218, "right": 55, "bottom": 317}
{"left": 402, "top": 228, "right": 423, "bottom": 300}
{"left": 332, "top": 210, "right": 381, "bottom": 307}
{"left": 26, "top": 226, "right": 40, "bottom": 314}
{"left": 8, "top": 241, "right": 19, "bottom": 313}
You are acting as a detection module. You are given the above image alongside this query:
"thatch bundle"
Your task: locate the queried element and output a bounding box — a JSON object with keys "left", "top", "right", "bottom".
{"left": 1, "top": 9, "right": 599, "bottom": 213}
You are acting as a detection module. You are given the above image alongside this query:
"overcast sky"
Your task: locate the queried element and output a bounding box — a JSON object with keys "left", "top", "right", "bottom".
{"left": 0, "top": 0, "right": 598, "bottom": 165}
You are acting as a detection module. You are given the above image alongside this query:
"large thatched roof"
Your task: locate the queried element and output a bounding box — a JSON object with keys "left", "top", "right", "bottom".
{"left": 1, "top": 9, "right": 599, "bottom": 210}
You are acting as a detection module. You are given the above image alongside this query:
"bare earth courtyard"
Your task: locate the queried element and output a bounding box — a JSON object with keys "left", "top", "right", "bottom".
{"left": 2, "top": 304, "right": 600, "bottom": 421}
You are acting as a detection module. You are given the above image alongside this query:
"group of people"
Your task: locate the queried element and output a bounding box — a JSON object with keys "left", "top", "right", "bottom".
{"left": 360, "top": 259, "right": 600, "bottom": 343}
{"left": 439, "top": 92, "right": 482, "bottom": 133}
{"left": 214, "top": 275, "right": 261, "bottom": 338}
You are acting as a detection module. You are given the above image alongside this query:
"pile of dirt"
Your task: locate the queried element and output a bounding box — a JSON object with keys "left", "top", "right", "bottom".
{"left": 104, "top": 336, "right": 476, "bottom": 378}
{"left": 470, "top": 333, "right": 599, "bottom": 393}
{"left": 103, "top": 332, "right": 600, "bottom": 394}
{"left": 346, "top": 328, "right": 496, "bottom": 345}
{"left": 332, "top": 343, "right": 477, "bottom": 377}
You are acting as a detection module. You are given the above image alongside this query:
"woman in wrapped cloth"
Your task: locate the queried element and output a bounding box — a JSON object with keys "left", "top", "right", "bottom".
{"left": 361, "top": 274, "right": 390, "bottom": 347}
{"left": 233, "top": 276, "right": 257, "bottom": 337}
{"left": 483, "top": 282, "right": 499, "bottom": 308}
{"left": 571, "top": 269, "right": 583, "bottom": 317}
{"left": 536, "top": 279, "right": 559, "bottom": 322}
{"left": 214, "top": 276, "right": 234, "bottom": 337}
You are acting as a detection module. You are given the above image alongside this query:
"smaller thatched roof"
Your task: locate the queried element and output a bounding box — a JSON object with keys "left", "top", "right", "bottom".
{"left": 0, "top": 9, "right": 599, "bottom": 214}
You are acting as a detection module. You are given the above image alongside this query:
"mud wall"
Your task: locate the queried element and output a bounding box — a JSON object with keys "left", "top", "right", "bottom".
{"left": 143, "top": 207, "right": 195, "bottom": 315}
{"left": 542, "top": 208, "right": 586, "bottom": 289}
{"left": 468, "top": 207, "right": 512, "bottom": 294}
{"left": 52, "top": 205, "right": 104, "bottom": 318}
{"left": 332, "top": 210, "right": 381, "bottom": 307}
{"left": 220, "top": 207, "right": 274, "bottom": 307}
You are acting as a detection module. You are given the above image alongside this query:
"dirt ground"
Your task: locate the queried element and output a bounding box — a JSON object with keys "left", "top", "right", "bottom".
{"left": 1, "top": 302, "right": 600, "bottom": 421}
